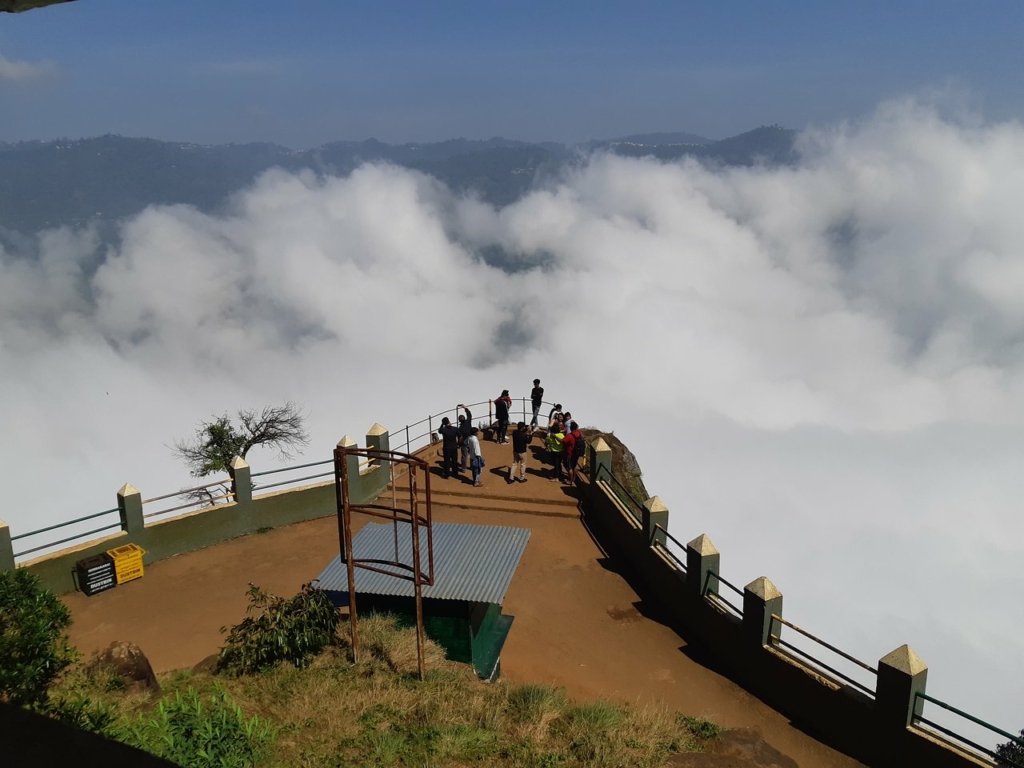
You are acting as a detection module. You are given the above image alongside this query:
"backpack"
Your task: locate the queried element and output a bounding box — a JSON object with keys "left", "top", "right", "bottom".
{"left": 572, "top": 432, "right": 586, "bottom": 459}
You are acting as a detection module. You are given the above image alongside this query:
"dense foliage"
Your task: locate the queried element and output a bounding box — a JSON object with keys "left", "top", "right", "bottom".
{"left": 0, "top": 568, "right": 76, "bottom": 707}
{"left": 997, "top": 728, "right": 1024, "bottom": 767}
{"left": 217, "top": 583, "right": 341, "bottom": 676}
{"left": 113, "top": 686, "right": 275, "bottom": 768}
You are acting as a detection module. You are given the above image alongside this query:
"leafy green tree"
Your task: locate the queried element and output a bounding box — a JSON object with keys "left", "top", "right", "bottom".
{"left": 997, "top": 729, "right": 1024, "bottom": 767}
{"left": 172, "top": 401, "right": 309, "bottom": 480}
{"left": 0, "top": 569, "right": 77, "bottom": 707}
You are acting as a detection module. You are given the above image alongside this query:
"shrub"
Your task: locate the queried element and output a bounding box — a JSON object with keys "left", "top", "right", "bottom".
{"left": 996, "top": 728, "right": 1024, "bottom": 767}
{"left": 0, "top": 568, "right": 76, "bottom": 707}
{"left": 47, "top": 695, "right": 117, "bottom": 734}
{"left": 217, "top": 583, "right": 340, "bottom": 676}
{"left": 113, "top": 686, "right": 275, "bottom": 768}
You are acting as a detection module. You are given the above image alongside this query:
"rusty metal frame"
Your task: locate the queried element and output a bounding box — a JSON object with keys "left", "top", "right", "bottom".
{"left": 334, "top": 445, "right": 434, "bottom": 680}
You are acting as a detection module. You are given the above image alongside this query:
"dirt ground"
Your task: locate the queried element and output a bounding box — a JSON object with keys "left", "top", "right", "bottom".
{"left": 63, "top": 436, "right": 864, "bottom": 768}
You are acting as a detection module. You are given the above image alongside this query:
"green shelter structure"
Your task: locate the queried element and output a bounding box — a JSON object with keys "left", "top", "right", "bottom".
{"left": 316, "top": 521, "right": 530, "bottom": 680}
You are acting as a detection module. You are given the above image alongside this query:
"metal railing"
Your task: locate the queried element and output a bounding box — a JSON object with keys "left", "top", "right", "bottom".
{"left": 595, "top": 462, "right": 645, "bottom": 523}
{"left": 142, "top": 478, "right": 235, "bottom": 519}
{"left": 651, "top": 523, "right": 687, "bottom": 573}
{"left": 11, "top": 507, "right": 123, "bottom": 560}
{"left": 703, "top": 567, "right": 744, "bottom": 617}
{"left": 913, "top": 692, "right": 1024, "bottom": 767}
{"left": 389, "top": 397, "right": 554, "bottom": 456}
{"left": 250, "top": 459, "right": 334, "bottom": 493}
{"left": 768, "top": 614, "right": 877, "bottom": 697}
{"left": 6, "top": 395, "right": 556, "bottom": 562}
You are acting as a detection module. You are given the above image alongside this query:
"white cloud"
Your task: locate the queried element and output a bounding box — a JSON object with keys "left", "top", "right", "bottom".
{"left": 0, "top": 52, "right": 57, "bottom": 82}
{"left": 3, "top": 97, "right": 1024, "bottom": 744}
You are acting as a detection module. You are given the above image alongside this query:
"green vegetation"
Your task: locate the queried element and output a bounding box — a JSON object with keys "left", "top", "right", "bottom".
{"left": 113, "top": 686, "right": 276, "bottom": 768}
{"left": 217, "top": 583, "right": 341, "bottom": 676}
{"left": 173, "top": 402, "right": 309, "bottom": 481}
{"left": 0, "top": 573, "right": 722, "bottom": 767}
{"left": 583, "top": 429, "right": 650, "bottom": 503}
{"left": 996, "top": 728, "right": 1024, "bottom": 767}
{"left": 40, "top": 609, "right": 719, "bottom": 767}
{"left": 0, "top": 568, "right": 76, "bottom": 707}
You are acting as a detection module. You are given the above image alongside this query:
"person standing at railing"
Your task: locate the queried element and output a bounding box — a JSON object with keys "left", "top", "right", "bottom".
{"left": 545, "top": 421, "right": 566, "bottom": 482}
{"left": 529, "top": 379, "right": 544, "bottom": 432}
{"left": 457, "top": 404, "right": 473, "bottom": 470}
{"left": 437, "top": 417, "right": 461, "bottom": 479}
{"left": 564, "top": 421, "right": 584, "bottom": 484}
{"left": 467, "top": 427, "right": 484, "bottom": 487}
{"left": 494, "top": 390, "right": 512, "bottom": 444}
{"left": 509, "top": 421, "right": 529, "bottom": 483}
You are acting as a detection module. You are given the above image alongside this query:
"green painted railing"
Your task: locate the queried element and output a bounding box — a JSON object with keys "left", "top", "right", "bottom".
{"left": 250, "top": 459, "right": 334, "bottom": 492}
{"left": 13, "top": 507, "right": 122, "bottom": 559}
{"left": 595, "top": 462, "right": 645, "bottom": 523}
{"left": 914, "top": 692, "right": 1024, "bottom": 767}
{"left": 651, "top": 523, "right": 687, "bottom": 572}
{"left": 703, "top": 567, "right": 744, "bottom": 616}
{"left": 769, "top": 614, "right": 877, "bottom": 697}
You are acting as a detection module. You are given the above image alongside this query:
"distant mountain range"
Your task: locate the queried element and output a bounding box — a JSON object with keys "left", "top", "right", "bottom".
{"left": 0, "top": 126, "right": 796, "bottom": 233}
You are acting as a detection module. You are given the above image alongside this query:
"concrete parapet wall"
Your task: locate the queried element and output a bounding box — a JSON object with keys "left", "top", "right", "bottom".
{"left": 578, "top": 475, "right": 989, "bottom": 768}
{"left": 12, "top": 428, "right": 391, "bottom": 595}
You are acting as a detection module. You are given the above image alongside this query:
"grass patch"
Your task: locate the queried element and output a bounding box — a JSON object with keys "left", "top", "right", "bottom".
{"left": 55, "top": 612, "right": 718, "bottom": 767}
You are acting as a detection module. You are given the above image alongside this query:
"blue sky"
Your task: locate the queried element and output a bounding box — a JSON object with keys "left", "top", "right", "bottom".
{"left": 2, "top": 1, "right": 1022, "bottom": 146}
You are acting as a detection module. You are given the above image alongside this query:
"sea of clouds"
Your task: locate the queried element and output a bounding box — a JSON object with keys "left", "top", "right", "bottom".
{"left": 2, "top": 98, "right": 1022, "bottom": 743}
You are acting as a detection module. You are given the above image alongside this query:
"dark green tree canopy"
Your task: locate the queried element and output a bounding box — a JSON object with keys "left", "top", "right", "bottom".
{"left": 0, "top": 568, "right": 76, "bottom": 707}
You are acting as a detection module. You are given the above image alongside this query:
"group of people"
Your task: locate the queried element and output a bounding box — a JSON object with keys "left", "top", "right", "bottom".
{"left": 539, "top": 401, "right": 585, "bottom": 485}
{"left": 435, "top": 404, "right": 485, "bottom": 486}
{"left": 436, "top": 378, "right": 585, "bottom": 487}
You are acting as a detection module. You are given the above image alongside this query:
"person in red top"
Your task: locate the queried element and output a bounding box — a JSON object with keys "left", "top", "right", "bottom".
{"left": 563, "top": 421, "right": 584, "bottom": 484}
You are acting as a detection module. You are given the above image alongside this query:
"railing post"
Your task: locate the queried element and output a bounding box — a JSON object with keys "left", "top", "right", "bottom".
{"left": 743, "top": 576, "right": 782, "bottom": 647}
{"left": 337, "top": 435, "right": 361, "bottom": 501}
{"left": 0, "top": 520, "right": 15, "bottom": 571}
{"left": 366, "top": 423, "right": 389, "bottom": 466}
{"left": 366, "top": 423, "right": 391, "bottom": 497}
{"left": 229, "top": 457, "right": 252, "bottom": 504}
{"left": 590, "top": 436, "right": 612, "bottom": 483}
{"left": 876, "top": 644, "right": 928, "bottom": 729}
{"left": 643, "top": 495, "right": 668, "bottom": 546}
{"left": 686, "top": 534, "right": 720, "bottom": 597}
{"left": 117, "top": 483, "right": 144, "bottom": 535}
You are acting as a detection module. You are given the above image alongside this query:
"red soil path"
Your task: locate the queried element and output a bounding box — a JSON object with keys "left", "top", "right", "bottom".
{"left": 63, "top": 437, "right": 863, "bottom": 768}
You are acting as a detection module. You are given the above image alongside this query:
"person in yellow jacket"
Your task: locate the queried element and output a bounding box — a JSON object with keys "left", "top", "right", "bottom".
{"left": 545, "top": 420, "right": 565, "bottom": 482}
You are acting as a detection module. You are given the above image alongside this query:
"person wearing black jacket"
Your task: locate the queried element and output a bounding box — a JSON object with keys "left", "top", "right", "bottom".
{"left": 437, "top": 417, "right": 460, "bottom": 478}
{"left": 494, "top": 390, "right": 511, "bottom": 444}
{"left": 530, "top": 379, "right": 544, "bottom": 430}
{"left": 509, "top": 421, "right": 530, "bottom": 483}
{"left": 457, "top": 404, "right": 473, "bottom": 470}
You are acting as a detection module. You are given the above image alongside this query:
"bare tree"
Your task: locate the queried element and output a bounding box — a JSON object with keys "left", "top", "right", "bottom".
{"left": 172, "top": 402, "right": 310, "bottom": 505}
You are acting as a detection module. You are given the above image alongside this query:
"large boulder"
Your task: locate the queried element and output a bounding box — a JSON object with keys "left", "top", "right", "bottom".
{"left": 91, "top": 641, "right": 160, "bottom": 695}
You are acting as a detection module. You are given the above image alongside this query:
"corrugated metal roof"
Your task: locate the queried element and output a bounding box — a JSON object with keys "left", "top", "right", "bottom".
{"left": 315, "top": 522, "right": 530, "bottom": 604}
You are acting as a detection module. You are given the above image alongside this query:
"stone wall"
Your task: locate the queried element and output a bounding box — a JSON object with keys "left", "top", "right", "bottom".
{"left": 580, "top": 436, "right": 989, "bottom": 768}
{"left": 0, "top": 426, "right": 392, "bottom": 595}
